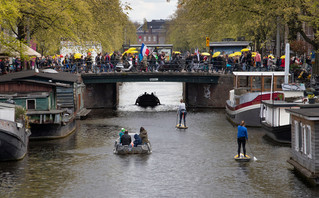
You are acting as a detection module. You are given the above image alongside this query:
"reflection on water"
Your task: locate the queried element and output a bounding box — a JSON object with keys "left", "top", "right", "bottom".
{"left": 0, "top": 83, "right": 319, "bottom": 197}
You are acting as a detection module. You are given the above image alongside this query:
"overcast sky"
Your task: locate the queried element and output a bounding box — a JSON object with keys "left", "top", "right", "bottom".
{"left": 121, "top": 0, "right": 178, "bottom": 23}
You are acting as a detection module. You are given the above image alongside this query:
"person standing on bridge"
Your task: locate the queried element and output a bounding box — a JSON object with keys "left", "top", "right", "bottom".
{"left": 178, "top": 99, "right": 187, "bottom": 127}
{"left": 237, "top": 120, "right": 248, "bottom": 158}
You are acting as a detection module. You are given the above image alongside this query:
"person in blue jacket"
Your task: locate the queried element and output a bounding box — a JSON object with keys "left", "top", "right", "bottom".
{"left": 133, "top": 134, "right": 142, "bottom": 147}
{"left": 237, "top": 120, "right": 248, "bottom": 158}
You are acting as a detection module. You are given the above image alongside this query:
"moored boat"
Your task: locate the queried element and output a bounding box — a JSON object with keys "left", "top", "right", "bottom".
{"left": 226, "top": 71, "right": 305, "bottom": 127}
{"left": 113, "top": 133, "right": 152, "bottom": 154}
{"left": 260, "top": 100, "right": 319, "bottom": 144}
{"left": 0, "top": 103, "right": 31, "bottom": 161}
{"left": 226, "top": 72, "right": 286, "bottom": 127}
{"left": 27, "top": 110, "right": 76, "bottom": 140}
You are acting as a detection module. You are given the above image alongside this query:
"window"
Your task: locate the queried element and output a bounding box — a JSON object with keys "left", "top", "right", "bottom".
{"left": 306, "top": 125, "right": 312, "bottom": 158}
{"left": 303, "top": 125, "right": 306, "bottom": 154}
{"left": 294, "top": 121, "right": 299, "bottom": 151}
{"left": 251, "top": 76, "right": 261, "bottom": 91}
{"left": 26, "top": 99, "right": 36, "bottom": 110}
{"left": 148, "top": 36, "right": 151, "bottom": 41}
{"left": 299, "top": 123, "right": 303, "bottom": 152}
{"left": 153, "top": 36, "right": 156, "bottom": 42}
{"left": 139, "top": 38, "right": 141, "bottom": 42}
{"left": 263, "top": 77, "right": 272, "bottom": 90}
{"left": 144, "top": 36, "right": 146, "bottom": 41}
{"left": 276, "top": 77, "right": 284, "bottom": 89}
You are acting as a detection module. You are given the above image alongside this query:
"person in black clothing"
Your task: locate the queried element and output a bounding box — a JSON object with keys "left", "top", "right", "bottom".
{"left": 0, "top": 59, "right": 5, "bottom": 74}
{"left": 120, "top": 130, "right": 131, "bottom": 145}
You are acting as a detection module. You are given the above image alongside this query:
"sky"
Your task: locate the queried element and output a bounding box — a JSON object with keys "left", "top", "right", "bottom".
{"left": 120, "top": 0, "right": 178, "bottom": 23}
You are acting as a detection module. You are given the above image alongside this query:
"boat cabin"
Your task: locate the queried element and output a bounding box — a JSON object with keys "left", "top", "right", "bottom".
{"left": 230, "top": 72, "right": 287, "bottom": 106}
{"left": 286, "top": 108, "right": 319, "bottom": 186}
{"left": 233, "top": 72, "right": 286, "bottom": 93}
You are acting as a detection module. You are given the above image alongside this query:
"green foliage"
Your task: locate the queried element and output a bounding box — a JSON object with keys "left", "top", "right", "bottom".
{"left": 0, "top": 0, "right": 136, "bottom": 55}
{"left": 15, "top": 106, "right": 26, "bottom": 122}
{"left": 168, "top": 0, "right": 319, "bottom": 56}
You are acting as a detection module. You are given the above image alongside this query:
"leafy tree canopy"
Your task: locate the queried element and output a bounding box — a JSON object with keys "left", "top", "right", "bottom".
{"left": 0, "top": 0, "right": 136, "bottom": 55}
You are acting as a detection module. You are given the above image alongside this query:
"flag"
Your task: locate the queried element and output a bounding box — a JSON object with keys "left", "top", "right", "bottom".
{"left": 195, "top": 48, "right": 200, "bottom": 62}
{"left": 140, "top": 43, "right": 150, "bottom": 57}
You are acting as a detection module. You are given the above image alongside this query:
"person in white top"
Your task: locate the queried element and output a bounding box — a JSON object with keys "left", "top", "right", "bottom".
{"left": 178, "top": 99, "right": 187, "bottom": 127}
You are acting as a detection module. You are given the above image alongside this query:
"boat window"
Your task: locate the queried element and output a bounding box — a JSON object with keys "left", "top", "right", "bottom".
{"left": 294, "top": 121, "right": 299, "bottom": 151}
{"left": 306, "top": 125, "right": 312, "bottom": 158}
{"left": 263, "top": 77, "right": 272, "bottom": 90}
{"left": 251, "top": 76, "right": 261, "bottom": 91}
{"left": 26, "top": 99, "right": 36, "bottom": 110}
{"left": 299, "top": 123, "right": 303, "bottom": 152}
{"left": 303, "top": 125, "right": 307, "bottom": 155}
{"left": 276, "top": 77, "right": 284, "bottom": 89}
{"left": 238, "top": 76, "right": 249, "bottom": 88}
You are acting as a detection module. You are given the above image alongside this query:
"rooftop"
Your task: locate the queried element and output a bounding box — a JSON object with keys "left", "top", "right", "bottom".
{"left": 0, "top": 70, "right": 80, "bottom": 84}
{"left": 210, "top": 41, "right": 252, "bottom": 47}
{"left": 286, "top": 108, "right": 319, "bottom": 120}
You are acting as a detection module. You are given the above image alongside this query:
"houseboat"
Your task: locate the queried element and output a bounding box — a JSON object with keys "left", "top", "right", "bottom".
{"left": 0, "top": 102, "right": 30, "bottom": 161}
{"left": 286, "top": 108, "right": 319, "bottom": 186}
{"left": 0, "top": 70, "right": 88, "bottom": 139}
{"left": 260, "top": 100, "right": 318, "bottom": 144}
{"left": 226, "top": 72, "right": 286, "bottom": 127}
{"left": 226, "top": 72, "right": 305, "bottom": 127}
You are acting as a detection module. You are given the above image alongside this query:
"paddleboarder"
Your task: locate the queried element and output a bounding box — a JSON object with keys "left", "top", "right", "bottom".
{"left": 237, "top": 120, "right": 248, "bottom": 158}
{"left": 178, "top": 99, "right": 187, "bottom": 127}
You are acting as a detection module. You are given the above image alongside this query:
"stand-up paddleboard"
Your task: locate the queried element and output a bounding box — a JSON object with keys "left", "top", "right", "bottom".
{"left": 234, "top": 153, "right": 251, "bottom": 162}
{"left": 176, "top": 124, "right": 188, "bottom": 129}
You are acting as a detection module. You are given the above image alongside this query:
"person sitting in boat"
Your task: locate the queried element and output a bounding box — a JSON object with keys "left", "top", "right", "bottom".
{"left": 178, "top": 99, "right": 187, "bottom": 127}
{"left": 133, "top": 134, "right": 142, "bottom": 147}
{"left": 120, "top": 130, "right": 131, "bottom": 146}
{"left": 139, "top": 127, "right": 149, "bottom": 144}
{"left": 237, "top": 120, "right": 248, "bottom": 158}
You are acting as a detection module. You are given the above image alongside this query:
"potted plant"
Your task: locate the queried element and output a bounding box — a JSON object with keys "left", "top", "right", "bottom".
{"left": 308, "top": 93, "right": 315, "bottom": 104}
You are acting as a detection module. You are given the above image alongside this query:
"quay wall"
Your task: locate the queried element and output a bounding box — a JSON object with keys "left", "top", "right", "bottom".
{"left": 186, "top": 75, "right": 233, "bottom": 108}
{"left": 83, "top": 83, "right": 118, "bottom": 109}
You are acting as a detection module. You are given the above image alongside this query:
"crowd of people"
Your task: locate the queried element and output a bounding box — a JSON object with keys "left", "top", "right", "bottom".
{"left": 0, "top": 50, "right": 313, "bottom": 78}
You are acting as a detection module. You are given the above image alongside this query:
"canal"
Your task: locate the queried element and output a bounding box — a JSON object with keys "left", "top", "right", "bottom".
{"left": 0, "top": 82, "right": 319, "bottom": 197}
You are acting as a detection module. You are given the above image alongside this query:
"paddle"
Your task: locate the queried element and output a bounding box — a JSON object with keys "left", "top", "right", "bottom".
{"left": 247, "top": 141, "right": 258, "bottom": 161}
{"left": 176, "top": 110, "right": 179, "bottom": 127}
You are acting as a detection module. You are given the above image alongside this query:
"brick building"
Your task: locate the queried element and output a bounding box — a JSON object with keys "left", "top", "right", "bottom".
{"left": 136, "top": 19, "right": 167, "bottom": 45}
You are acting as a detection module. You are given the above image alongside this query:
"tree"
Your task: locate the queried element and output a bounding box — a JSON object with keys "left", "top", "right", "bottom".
{"left": 168, "top": 0, "right": 319, "bottom": 76}
{"left": 0, "top": 0, "right": 136, "bottom": 56}
{"left": 143, "top": 18, "right": 148, "bottom": 33}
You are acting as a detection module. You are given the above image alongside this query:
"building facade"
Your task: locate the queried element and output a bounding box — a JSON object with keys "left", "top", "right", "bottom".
{"left": 136, "top": 20, "right": 167, "bottom": 45}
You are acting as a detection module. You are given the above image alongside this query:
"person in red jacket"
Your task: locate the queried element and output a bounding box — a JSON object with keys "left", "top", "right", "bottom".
{"left": 280, "top": 58, "right": 285, "bottom": 69}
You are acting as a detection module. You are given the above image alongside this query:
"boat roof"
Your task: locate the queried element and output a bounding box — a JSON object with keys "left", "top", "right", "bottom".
{"left": 232, "top": 71, "right": 288, "bottom": 76}
{"left": 0, "top": 102, "right": 15, "bottom": 108}
{"left": 286, "top": 108, "right": 319, "bottom": 120}
{"left": 27, "top": 109, "right": 66, "bottom": 115}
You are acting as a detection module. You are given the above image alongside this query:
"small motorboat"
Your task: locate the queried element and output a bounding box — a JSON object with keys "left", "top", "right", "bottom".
{"left": 234, "top": 153, "right": 251, "bottom": 162}
{"left": 113, "top": 133, "right": 152, "bottom": 155}
{"left": 135, "top": 92, "right": 160, "bottom": 107}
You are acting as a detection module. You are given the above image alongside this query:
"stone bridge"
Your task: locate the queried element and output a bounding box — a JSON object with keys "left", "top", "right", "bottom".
{"left": 81, "top": 72, "right": 233, "bottom": 109}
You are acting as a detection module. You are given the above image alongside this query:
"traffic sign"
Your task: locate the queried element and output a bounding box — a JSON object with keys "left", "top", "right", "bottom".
{"left": 206, "top": 37, "right": 210, "bottom": 47}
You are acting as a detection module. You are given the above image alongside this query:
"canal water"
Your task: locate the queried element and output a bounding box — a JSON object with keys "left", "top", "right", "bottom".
{"left": 1, "top": 82, "right": 319, "bottom": 197}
